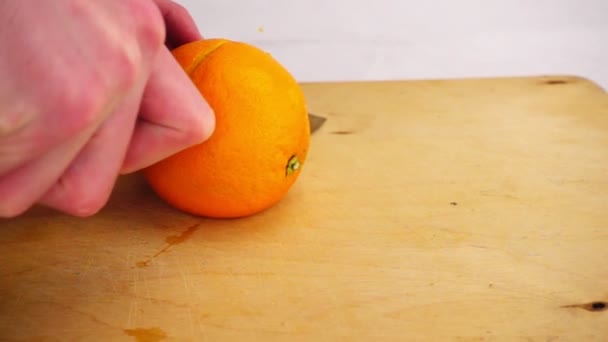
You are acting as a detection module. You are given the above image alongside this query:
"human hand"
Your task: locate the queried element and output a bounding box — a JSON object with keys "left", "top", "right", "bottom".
{"left": 0, "top": 0, "right": 215, "bottom": 217}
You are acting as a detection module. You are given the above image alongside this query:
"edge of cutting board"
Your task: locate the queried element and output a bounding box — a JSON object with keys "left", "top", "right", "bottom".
{"left": 299, "top": 74, "right": 607, "bottom": 94}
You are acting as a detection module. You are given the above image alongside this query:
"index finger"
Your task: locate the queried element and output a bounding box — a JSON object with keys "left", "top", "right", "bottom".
{"left": 119, "top": 47, "right": 214, "bottom": 174}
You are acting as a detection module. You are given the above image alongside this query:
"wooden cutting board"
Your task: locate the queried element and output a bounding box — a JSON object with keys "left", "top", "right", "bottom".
{"left": 1, "top": 75, "right": 608, "bottom": 341}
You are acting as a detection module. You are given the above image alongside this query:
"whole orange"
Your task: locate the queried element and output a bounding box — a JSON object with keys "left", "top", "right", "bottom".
{"left": 142, "top": 38, "right": 310, "bottom": 218}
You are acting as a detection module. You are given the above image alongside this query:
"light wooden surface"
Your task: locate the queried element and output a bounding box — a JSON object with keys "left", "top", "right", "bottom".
{"left": 1, "top": 76, "right": 608, "bottom": 341}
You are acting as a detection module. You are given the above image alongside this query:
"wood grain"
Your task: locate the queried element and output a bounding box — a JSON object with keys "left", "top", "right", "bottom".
{"left": 1, "top": 75, "right": 607, "bottom": 341}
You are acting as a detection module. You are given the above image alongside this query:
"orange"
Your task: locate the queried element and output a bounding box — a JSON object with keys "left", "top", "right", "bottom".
{"left": 142, "top": 38, "right": 310, "bottom": 218}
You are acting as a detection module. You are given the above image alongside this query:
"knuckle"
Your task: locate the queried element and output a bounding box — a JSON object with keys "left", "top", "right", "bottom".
{"left": 111, "top": 45, "right": 140, "bottom": 90}
{"left": 59, "top": 78, "right": 106, "bottom": 134}
{"left": 131, "top": 0, "right": 166, "bottom": 51}
{"left": 0, "top": 108, "right": 33, "bottom": 138}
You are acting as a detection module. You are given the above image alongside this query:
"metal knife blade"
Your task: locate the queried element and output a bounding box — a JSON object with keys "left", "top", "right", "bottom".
{"left": 308, "top": 113, "right": 327, "bottom": 133}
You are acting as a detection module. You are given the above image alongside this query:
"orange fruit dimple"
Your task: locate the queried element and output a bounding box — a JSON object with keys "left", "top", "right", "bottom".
{"left": 143, "top": 38, "right": 310, "bottom": 218}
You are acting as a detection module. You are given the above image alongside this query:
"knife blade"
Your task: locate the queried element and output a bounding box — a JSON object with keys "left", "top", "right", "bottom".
{"left": 308, "top": 113, "right": 326, "bottom": 133}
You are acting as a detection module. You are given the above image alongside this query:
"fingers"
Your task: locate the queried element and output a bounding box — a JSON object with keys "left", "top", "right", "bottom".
{"left": 0, "top": 80, "right": 117, "bottom": 177}
{"left": 0, "top": 0, "right": 177, "bottom": 217}
{"left": 38, "top": 82, "right": 146, "bottom": 217}
{"left": 153, "top": 0, "right": 202, "bottom": 49}
{"left": 0, "top": 0, "right": 166, "bottom": 178}
{"left": 0, "top": 122, "right": 97, "bottom": 218}
{"left": 120, "top": 47, "right": 214, "bottom": 174}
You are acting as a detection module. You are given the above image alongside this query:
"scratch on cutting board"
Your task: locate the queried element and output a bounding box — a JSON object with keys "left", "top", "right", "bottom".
{"left": 136, "top": 223, "right": 201, "bottom": 268}
{"left": 127, "top": 300, "right": 137, "bottom": 328}
{"left": 141, "top": 270, "right": 152, "bottom": 305}
{"left": 176, "top": 259, "right": 192, "bottom": 292}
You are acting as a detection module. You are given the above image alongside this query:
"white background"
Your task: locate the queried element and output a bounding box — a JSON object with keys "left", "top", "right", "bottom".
{"left": 177, "top": 0, "right": 608, "bottom": 89}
